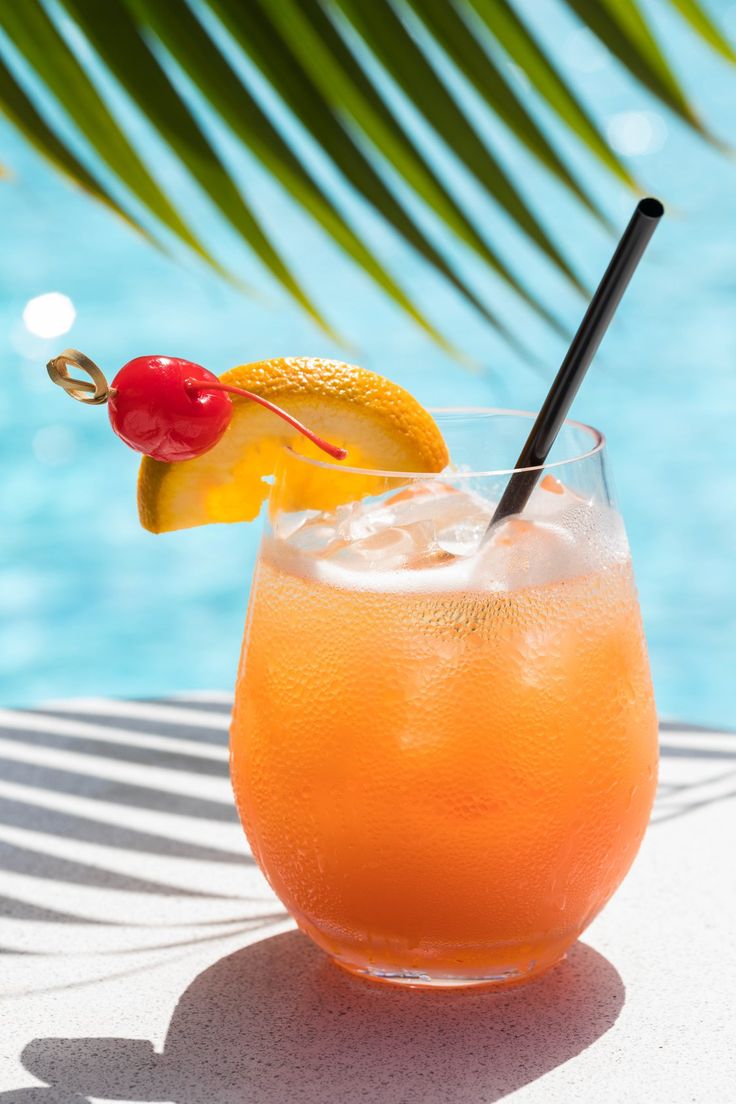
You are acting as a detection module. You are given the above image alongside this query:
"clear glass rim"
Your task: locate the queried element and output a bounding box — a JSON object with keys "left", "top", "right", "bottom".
{"left": 285, "top": 407, "right": 605, "bottom": 479}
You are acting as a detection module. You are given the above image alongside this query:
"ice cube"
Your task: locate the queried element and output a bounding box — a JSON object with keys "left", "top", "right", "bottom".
{"left": 315, "top": 481, "right": 493, "bottom": 571}
{"left": 436, "top": 514, "right": 489, "bottom": 558}
{"left": 331, "top": 501, "right": 378, "bottom": 541}
{"left": 332, "top": 482, "right": 459, "bottom": 541}
{"left": 272, "top": 509, "right": 321, "bottom": 542}
{"left": 273, "top": 507, "right": 344, "bottom": 556}
{"left": 385, "top": 482, "right": 493, "bottom": 560}
{"left": 472, "top": 516, "right": 578, "bottom": 590}
{"left": 327, "top": 525, "right": 419, "bottom": 571}
{"left": 277, "top": 480, "right": 498, "bottom": 572}
{"left": 526, "top": 475, "right": 591, "bottom": 520}
{"left": 288, "top": 521, "right": 341, "bottom": 555}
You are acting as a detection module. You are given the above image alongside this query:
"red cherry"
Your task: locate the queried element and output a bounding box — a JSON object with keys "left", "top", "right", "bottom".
{"left": 108, "top": 356, "right": 232, "bottom": 462}
{"left": 106, "top": 354, "right": 348, "bottom": 463}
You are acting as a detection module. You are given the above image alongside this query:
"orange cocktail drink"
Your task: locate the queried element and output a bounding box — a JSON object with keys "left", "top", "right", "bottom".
{"left": 231, "top": 410, "right": 658, "bottom": 987}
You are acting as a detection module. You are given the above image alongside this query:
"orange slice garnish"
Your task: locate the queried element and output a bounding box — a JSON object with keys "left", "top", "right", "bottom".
{"left": 138, "top": 357, "right": 448, "bottom": 533}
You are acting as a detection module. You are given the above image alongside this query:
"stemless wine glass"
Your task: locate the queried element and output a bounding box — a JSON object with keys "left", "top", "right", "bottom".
{"left": 230, "top": 410, "right": 658, "bottom": 989}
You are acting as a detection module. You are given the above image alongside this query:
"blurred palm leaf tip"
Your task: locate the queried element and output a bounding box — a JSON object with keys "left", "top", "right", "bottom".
{"left": 0, "top": 0, "right": 733, "bottom": 354}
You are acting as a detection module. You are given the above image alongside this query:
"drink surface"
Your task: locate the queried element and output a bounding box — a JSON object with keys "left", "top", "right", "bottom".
{"left": 231, "top": 480, "right": 658, "bottom": 982}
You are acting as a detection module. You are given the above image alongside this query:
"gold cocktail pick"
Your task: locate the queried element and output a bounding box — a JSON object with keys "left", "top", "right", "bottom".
{"left": 47, "top": 348, "right": 113, "bottom": 405}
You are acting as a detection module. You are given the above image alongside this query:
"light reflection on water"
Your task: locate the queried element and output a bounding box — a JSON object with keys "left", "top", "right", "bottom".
{"left": 0, "top": 2, "right": 734, "bottom": 726}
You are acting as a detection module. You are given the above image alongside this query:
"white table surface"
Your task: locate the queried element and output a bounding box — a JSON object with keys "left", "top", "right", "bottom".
{"left": 0, "top": 692, "right": 734, "bottom": 1103}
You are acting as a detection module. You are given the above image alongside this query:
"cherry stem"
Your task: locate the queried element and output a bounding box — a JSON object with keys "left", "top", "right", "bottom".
{"left": 184, "top": 379, "right": 348, "bottom": 462}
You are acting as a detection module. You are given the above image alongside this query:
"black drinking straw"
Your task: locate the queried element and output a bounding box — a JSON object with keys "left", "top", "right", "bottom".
{"left": 489, "top": 197, "right": 664, "bottom": 529}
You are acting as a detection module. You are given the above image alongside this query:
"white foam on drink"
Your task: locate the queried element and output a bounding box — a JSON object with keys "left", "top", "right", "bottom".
{"left": 267, "top": 478, "right": 629, "bottom": 594}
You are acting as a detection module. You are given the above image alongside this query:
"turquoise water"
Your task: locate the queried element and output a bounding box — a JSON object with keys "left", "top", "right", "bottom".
{"left": 1, "top": 1, "right": 735, "bottom": 724}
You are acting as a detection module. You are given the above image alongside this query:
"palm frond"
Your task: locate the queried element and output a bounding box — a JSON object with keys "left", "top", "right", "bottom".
{"left": 403, "top": 0, "right": 617, "bottom": 224}
{"left": 60, "top": 0, "right": 338, "bottom": 337}
{"left": 120, "top": 0, "right": 461, "bottom": 353}
{"left": 0, "top": 0, "right": 215, "bottom": 265}
{"left": 0, "top": 0, "right": 732, "bottom": 355}
{"left": 333, "top": 0, "right": 587, "bottom": 292}
{"left": 566, "top": 0, "right": 705, "bottom": 131}
{"left": 666, "top": 0, "right": 736, "bottom": 64}
{"left": 207, "top": 0, "right": 545, "bottom": 346}
{"left": 263, "top": 0, "right": 577, "bottom": 328}
{"left": 464, "top": 0, "right": 639, "bottom": 187}
{"left": 0, "top": 51, "right": 156, "bottom": 243}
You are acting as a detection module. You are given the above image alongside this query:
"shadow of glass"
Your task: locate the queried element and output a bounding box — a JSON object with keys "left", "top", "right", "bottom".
{"left": 0, "top": 1093, "right": 90, "bottom": 1103}
{"left": 10, "top": 930, "right": 624, "bottom": 1103}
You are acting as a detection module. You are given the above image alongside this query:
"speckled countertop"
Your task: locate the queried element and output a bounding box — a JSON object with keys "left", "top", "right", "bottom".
{"left": 1, "top": 693, "right": 734, "bottom": 1103}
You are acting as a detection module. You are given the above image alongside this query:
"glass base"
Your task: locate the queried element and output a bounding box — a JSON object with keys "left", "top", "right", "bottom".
{"left": 332, "top": 952, "right": 566, "bottom": 991}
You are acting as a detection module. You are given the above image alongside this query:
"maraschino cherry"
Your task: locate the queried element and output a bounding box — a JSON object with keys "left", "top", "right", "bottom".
{"left": 108, "top": 356, "right": 231, "bottom": 461}
{"left": 47, "top": 350, "right": 347, "bottom": 463}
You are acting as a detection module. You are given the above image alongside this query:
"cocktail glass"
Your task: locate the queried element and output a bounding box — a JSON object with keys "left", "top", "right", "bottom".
{"left": 231, "top": 409, "right": 658, "bottom": 989}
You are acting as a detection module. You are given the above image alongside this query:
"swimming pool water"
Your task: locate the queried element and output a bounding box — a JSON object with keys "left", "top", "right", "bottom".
{"left": 1, "top": 0, "right": 734, "bottom": 725}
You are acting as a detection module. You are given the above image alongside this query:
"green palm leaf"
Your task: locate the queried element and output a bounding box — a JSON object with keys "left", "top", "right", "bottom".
{"left": 60, "top": 0, "right": 338, "bottom": 337}
{"left": 207, "top": 0, "right": 554, "bottom": 345}
{"left": 0, "top": 0, "right": 731, "bottom": 356}
{"left": 0, "top": 52, "right": 157, "bottom": 246}
{"left": 0, "top": 0, "right": 228, "bottom": 275}
{"left": 403, "top": 0, "right": 614, "bottom": 224}
{"left": 667, "top": 0, "right": 736, "bottom": 64}
{"left": 124, "top": 0, "right": 464, "bottom": 354}
{"left": 566, "top": 0, "right": 705, "bottom": 132}
{"left": 252, "top": 0, "right": 569, "bottom": 335}
{"left": 332, "top": 0, "right": 585, "bottom": 292}
{"left": 460, "top": 0, "right": 638, "bottom": 187}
